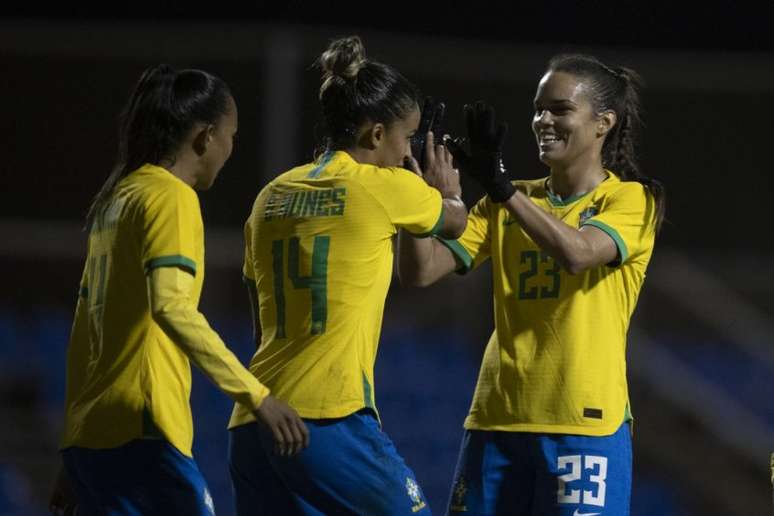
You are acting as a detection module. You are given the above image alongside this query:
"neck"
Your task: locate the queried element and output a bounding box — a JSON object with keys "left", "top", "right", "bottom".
{"left": 343, "top": 146, "right": 379, "bottom": 166}
{"left": 548, "top": 156, "right": 607, "bottom": 199}
{"left": 162, "top": 154, "right": 199, "bottom": 188}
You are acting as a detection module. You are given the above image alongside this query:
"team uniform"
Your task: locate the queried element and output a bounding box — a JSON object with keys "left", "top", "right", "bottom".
{"left": 441, "top": 171, "right": 657, "bottom": 515}
{"left": 228, "top": 150, "right": 443, "bottom": 515}
{"left": 61, "top": 164, "right": 269, "bottom": 515}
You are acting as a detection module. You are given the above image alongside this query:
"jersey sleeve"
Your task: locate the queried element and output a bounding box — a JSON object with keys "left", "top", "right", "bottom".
{"left": 436, "top": 194, "right": 492, "bottom": 274}
{"left": 581, "top": 183, "right": 657, "bottom": 265}
{"left": 147, "top": 267, "right": 270, "bottom": 411}
{"left": 363, "top": 168, "right": 444, "bottom": 237}
{"left": 139, "top": 182, "right": 202, "bottom": 276}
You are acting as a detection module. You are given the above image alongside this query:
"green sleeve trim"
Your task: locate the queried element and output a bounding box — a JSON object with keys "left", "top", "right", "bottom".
{"left": 414, "top": 204, "right": 445, "bottom": 238}
{"left": 437, "top": 238, "right": 474, "bottom": 274}
{"left": 582, "top": 219, "right": 629, "bottom": 264}
{"left": 144, "top": 255, "right": 197, "bottom": 276}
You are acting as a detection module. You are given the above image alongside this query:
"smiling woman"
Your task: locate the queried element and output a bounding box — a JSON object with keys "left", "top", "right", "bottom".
{"left": 399, "top": 53, "right": 666, "bottom": 515}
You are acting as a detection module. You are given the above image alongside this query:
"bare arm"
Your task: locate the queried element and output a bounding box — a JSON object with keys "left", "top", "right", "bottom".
{"left": 502, "top": 190, "right": 617, "bottom": 274}
{"left": 397, "top": 231, "right": 459, "bottom": 287}
{"left": 414, "top": 131, "right": 467, "bottom": 240}
{"left": 398, "top": 132, "right": 467, "bottom": 286}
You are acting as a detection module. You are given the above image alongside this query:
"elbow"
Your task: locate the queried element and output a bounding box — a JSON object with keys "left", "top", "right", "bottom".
{"left": 397, "top": 269, "right": 434, "bottom": 288}
{"left": 437, "top": 201, "right": 468, "bottom": 240}
{"left": 558, "top": 253, "right": 590, "bottom": 275}
{"left": 438, "top": 216, "right": 467, "bottom": 240}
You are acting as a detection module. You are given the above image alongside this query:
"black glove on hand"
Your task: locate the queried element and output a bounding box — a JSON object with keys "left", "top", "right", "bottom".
{"left": 410, "top": 97, "right": 446, "bottom": 172}
{"left": 446, "top": 101, "right": 515, "bottom": 202}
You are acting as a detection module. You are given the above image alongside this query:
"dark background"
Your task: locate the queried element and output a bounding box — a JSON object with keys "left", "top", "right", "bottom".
{"left": 1, "top": 7, "right": 773, "bottom": 516}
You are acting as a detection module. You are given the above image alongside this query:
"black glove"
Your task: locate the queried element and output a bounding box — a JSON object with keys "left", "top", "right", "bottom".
{"left": 409, "top": 97, "right": 446, "bottom": 172}
{"left": 446, "top": 101, "right": 515, "bottom": 202}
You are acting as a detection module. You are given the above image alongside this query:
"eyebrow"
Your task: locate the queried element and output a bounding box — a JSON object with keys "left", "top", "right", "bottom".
{"left": 534, "top": 98, "right": 577, "bottom": 107}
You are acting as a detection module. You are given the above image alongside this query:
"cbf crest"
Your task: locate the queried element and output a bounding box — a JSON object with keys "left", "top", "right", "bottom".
{"left": 405, "top": 477, "right": 427, "bottom": 513}
{"left": 578, "top": 206, "right": 599, "bottom": 226}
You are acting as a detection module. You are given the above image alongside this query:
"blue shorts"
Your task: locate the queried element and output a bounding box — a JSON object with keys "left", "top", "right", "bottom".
{"left": 229, "top": 409, "right": 431, "bottom": 515}
{"left": 447, "top": 423, "right": 632, "bottom": 516}
{"left": 61, "top": 439, "right": 214, "bottom": 516}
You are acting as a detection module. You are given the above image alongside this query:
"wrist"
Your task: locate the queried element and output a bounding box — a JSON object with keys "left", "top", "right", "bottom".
{"left": 486, "top": 180, "right": 515, "bottom": 203}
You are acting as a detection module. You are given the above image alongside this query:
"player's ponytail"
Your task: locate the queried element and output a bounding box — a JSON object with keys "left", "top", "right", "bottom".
{"left": 316, "top": 36, "right": 420, "bottom": 154}
{"left": 85, "top": 64, "right": 232, "bottom": 230}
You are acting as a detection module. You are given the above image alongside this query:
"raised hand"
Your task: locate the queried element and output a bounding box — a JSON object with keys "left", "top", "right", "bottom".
{"left": 410, "top": 97, "right": 446, "bottom": 172}
{"left": 446, "top": 101, "right": 515, "bottom": 202}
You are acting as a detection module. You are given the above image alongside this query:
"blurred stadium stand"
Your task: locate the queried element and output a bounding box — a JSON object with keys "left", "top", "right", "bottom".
{"left": 1, "top": 19, "right": 772, "bottom": 516}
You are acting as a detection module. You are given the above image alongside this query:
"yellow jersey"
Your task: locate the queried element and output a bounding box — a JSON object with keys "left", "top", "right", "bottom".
{"left": 229, "top": 151, "right": 444, "bottom": 426}
{"left": 62, "top": 164, "right": 267, "bottom": 457}
{"left": 441, "top": 171, "right": 657, "bottom": 436}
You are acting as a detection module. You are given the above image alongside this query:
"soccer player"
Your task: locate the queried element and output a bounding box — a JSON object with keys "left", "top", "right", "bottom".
{"left": 227, "top": 36, "right": 467, "bottom": 515}
{"left": 49, "top": 64, "right": 307, "bottom": 515}
{"left": 399, "top": 54, "right": 666, "bottom": 515}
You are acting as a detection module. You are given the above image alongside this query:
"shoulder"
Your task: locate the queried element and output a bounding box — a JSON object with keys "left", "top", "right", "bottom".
{"left": 514, "top": 177, "right": 549, "bottom": 198}
{"left": 599, "top": 175, "right": 650, "bottom": 204}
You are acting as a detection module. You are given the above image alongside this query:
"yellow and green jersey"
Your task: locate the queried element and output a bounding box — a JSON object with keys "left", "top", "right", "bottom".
{"left": 61, "top": 164, "right": 266, "bottom": 457}
{"left": 229, "top": 151, "right": 443, "bottom": 427}
{"left": 441, "top": 171, "right": 657, "bottom": 437}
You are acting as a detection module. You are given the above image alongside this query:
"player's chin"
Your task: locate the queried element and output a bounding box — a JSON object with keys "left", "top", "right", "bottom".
{"left": 537, "top": 148, "right": 565, "bottom": 167}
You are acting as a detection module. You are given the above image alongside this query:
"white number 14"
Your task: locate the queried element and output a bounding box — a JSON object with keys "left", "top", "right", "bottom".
{"left": 557, "top": 455, "right": 607, "bottom": 506}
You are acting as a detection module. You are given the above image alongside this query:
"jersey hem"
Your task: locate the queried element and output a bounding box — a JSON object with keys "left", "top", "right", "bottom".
{"left": 228, "top": 403, "right": 375, "bottom": 430}
{"left": 463, "top": 419, "right": 623, "bottom": 437}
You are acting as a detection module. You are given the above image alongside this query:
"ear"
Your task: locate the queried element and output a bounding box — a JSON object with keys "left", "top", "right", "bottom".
{"left": 369, "top": 122, "right": 386, "bottom": 149}
{"left": 192, "top": 124, "right": 215, "bottom": 156}
{"left": 596, "top": 110, "right": 617, "bottom": 138}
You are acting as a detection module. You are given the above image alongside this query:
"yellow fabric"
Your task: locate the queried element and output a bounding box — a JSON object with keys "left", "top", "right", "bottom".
{"left": 441, "top": 171, "right": 657, "bottom": 436}
{"left": 61, "top": 164, "right": 267, "bottom": 457}
{"left": 229, "top": 151, "right": 443, "bottom": 427}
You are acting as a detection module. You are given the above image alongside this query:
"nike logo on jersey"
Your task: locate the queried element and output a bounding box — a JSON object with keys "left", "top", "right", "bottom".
{"left": 572, "top": 509, "right": 601, "bottom": 516}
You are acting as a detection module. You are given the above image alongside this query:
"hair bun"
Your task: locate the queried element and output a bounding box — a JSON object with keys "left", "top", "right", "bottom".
{"left": 320, "top": 36, "right": 367, "bottom": 80}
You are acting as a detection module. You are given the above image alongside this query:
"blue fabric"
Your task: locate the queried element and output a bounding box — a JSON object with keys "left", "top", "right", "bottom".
{"left": 447, "top": 423, "right": 632, "bottom": 515}
{"left": 229, "top": 409, "right": 431, "bottom": 515}
{"left": 61, "top": 439, "right": 214, "bottom": 516}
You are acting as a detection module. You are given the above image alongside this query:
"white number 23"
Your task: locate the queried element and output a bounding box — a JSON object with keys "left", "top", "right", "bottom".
{"left": 557, "top": 454, "right": 608, "bottom": 507}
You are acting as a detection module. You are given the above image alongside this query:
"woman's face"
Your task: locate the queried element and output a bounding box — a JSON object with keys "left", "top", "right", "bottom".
{"left": 373, "top": 105, "right": 420, "bottom": 168}
{"left": 532, "top": 71, "right": 607, "bottom": 168}
{"left": 198, "top": 95, "right": 238, "bottom": 190}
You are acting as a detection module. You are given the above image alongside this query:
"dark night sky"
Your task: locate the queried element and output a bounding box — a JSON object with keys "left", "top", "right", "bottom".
{"left": 5, "top": 4, "right": 774, "bottom": 52}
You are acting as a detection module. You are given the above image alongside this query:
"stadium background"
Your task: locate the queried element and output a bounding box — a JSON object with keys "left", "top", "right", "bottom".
{"left": 1, "top": 7, "right": 772, "bottom": 515}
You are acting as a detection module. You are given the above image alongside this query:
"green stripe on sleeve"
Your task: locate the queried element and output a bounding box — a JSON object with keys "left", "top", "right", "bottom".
{"left": 437, "top": 238, "right": 474, "bottom": 274}
{"left": 414, "top": 204, "right": 445, "bottom": 238}
{"left": 582, "top": 220, "right": 629, "bottom": 264}
{"left": 144, "top": 255, "right": 197, "bottom": 276}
